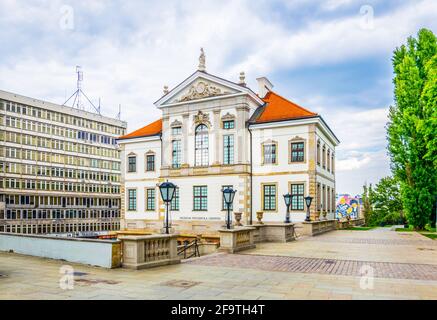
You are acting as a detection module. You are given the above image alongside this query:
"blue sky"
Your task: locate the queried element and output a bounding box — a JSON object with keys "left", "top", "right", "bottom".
{"left": 0, "top": 0, "right": 436, "bottom": 195}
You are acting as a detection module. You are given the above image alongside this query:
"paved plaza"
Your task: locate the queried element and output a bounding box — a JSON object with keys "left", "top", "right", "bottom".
{"left": 0, "top": 228, "right": 436, "bottom": 300}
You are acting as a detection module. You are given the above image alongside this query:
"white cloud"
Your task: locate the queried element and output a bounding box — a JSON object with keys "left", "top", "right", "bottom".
{"left": 0, "top": 0, "right": 430, "bottom": 195}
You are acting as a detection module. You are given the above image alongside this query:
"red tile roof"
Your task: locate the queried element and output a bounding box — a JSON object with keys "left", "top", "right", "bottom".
{"left": 119, "top": 91, "right": 316, "bottom": 140}
{"left": 118, "top": 118, "right": 162, "bottom": 140}
{"left": 255, "top": 91, "right": 317, "bottom": 123}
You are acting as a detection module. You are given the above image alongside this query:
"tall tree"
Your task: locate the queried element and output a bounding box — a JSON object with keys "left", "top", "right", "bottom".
{"left": 387, "top": 29, "right": 437, "bottom": 229}
{"left": 370, "top": 176, "right": 404, "bottom": 226}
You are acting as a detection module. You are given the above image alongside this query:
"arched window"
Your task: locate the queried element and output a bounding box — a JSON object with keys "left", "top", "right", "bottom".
{"left": 195, "top": 124, "right": 209, "bottom": 166}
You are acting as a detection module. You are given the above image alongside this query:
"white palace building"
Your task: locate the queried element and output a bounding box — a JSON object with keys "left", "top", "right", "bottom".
{"left": 118, "top": 50, "right": 339, "bottom": 235}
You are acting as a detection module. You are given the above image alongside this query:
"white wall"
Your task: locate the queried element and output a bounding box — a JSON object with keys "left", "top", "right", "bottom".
{"left": 251, "top": 124, "right": 311, "bottom": 222}
{"left": 0, "top": 233, "right": 118, "bottom": 268}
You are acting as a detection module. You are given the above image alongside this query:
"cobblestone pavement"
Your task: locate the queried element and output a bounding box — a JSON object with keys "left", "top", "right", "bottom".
{"left": 1, "top": 228, "right": 436, "bottom": 300}
{"left": 186, "top": 254, "right": 437, "bottom": 280}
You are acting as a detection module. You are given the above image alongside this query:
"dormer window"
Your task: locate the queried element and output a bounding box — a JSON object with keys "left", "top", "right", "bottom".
{"left": 223, "top": 120, "right": 234, "bottom": 129}
{"left": 171, "top": 126, "right": 182, "bottom": 135}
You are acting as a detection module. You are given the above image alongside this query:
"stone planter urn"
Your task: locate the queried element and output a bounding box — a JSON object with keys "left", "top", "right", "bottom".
{"left": 256, "top": 211, "right": 264, "bottom": 224}
{"left": 323, "top": 210, "right": 327, "bottom": 220}
{"left": 234, "top": 212, "right": 243, "bottom": 226}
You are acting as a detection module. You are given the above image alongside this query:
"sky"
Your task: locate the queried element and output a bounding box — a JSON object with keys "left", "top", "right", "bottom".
{"left": 0, "top": 0, "right": 436, "bottom": 195}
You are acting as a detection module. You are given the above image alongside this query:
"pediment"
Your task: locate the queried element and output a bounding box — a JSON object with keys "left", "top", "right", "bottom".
{"left": 155, "top": 71, "right": 263, "bottom": 108}
{"left": 164, "top": 78, "right": 239, "bottom": 105}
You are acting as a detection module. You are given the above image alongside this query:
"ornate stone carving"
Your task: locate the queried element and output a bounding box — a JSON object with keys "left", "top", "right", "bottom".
{"left": 193, "top": 110, "right": 210, "bottom": 126}
{"left": 170, "top": 119, "right": 182, "bottom": 127}
{"left": 178, "top": 81, "right": 225, "bottom": 102}
{"left": 290, "top": 135, "right": 304, "bottom": 141}
{"left": 221, "top": 112, "right": 235, "bottom": 121}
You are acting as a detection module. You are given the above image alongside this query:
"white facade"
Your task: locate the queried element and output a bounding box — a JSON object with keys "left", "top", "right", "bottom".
{"left": 119, "top": 65, "right": 339, "bottom": 234}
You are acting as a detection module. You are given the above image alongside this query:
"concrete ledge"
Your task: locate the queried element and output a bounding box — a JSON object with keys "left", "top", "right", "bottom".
{"left": 302, "top": 220, "right": 336, "bottom": 236}
{"left": 250, "top": 223, "right": 296, "bottom": 243}
{"left": 0, "top": 232, "right": 120, "bottom": 268}
{"left": 218, "top": 227, "right": 256, "bottom": 253}
{"left": 336, "top": 218, "right": 366, "bottom": 229}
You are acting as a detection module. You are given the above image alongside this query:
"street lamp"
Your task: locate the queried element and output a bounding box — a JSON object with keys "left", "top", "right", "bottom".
{"left": 222, "top": 187, "right": 236, "bottom": 229}
{"left": 283, "top": 193, "right": 291, "bottom": 223}
{"left": 304, "top": 196, "right": 313, "bottom": 222}
{"left": 158, "top": 180, "right": 177, "bottom": 234}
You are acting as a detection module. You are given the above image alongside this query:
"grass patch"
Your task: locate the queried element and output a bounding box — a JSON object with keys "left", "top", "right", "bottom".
{"left": 345, "top": 226, "right": 375, "bottom": 231}
{"left": 420, "top": 233, "right": 437, "bottom": 240}
{"left": 395, "top": 228, "right": 415, "bottom": 232}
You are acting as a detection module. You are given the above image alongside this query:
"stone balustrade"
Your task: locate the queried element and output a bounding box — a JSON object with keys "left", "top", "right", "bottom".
{"left": 301, "top": 219, "right": 336, "bottom": 236}
{"left": 251, "top": 223, "right": 296, "bottom": 243}
{"left": 218, "top": 227, "right": 256, "bottom": 253}
{"left": 118, "top": 234, "right": 180, "bottom": 269}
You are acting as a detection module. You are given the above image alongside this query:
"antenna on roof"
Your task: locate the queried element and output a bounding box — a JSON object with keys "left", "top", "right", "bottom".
{"left": 116, "top": 104, "right": 121, "bottom": 120}
{"left": 63, "top": 66, "right": 101, "bottom": 114}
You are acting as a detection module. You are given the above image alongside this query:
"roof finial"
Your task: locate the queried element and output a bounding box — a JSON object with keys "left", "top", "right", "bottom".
{"left": 198, "top": 48, "right": 206, "bottom": 72}
{"left": 239, "top": 71, "right": 246, "bottom": 86}
{"left": 163, "top": 85, "right": 169, "bottom": 95}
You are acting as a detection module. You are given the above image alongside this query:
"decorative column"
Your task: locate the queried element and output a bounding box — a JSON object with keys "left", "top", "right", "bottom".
{"left": 308, "top": 124, "right": 318, "bottom": 220}
{"left": 236, "top": 105, "right": 248, "bottom": 164}
{"left": 182, "top": 113, "right": 189, "bottom": 167}
{"left": 161, "top": 115, "right": 171, "bottom": 168}
{"left": 213, "top": 110, "right": 221, "bottom": 165}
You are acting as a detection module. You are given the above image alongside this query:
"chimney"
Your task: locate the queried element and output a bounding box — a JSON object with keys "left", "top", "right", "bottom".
{"left": 256, "top": 77, "right": 274, "bottom": 98}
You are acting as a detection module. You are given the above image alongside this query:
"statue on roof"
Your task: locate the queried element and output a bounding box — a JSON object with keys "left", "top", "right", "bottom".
{"left": 198, "top": 48, "right": 206, "bottom": 72}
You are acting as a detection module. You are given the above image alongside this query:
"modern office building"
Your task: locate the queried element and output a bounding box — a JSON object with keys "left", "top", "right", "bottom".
{"left": 118, "top": 50, "right": 339, "bottom": 235}
{"left": 0, "top": 89, "right": 127, "bottom": 234}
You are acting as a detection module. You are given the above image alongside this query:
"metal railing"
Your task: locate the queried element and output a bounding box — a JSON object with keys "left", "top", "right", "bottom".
{"left": 177, "top": 238, "right": 200, "bottom": 259}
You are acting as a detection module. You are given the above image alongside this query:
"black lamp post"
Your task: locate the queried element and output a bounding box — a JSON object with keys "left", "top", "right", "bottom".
{"left": 283, "top": 193, "right": 291, "bottom": 223}
{"left": 158, "top": 180, "right": 177, "bottom": 234}
{"left": 222, "top": 187, "right": 236, "bottom": 229}
{"left": 304, "top": 196, "right": 313, "bottom": 222}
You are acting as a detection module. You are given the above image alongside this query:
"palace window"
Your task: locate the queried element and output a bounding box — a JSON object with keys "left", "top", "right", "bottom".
{"left": 263, "top": 184, "right": 277, "bottom": 211}
{"left": 327, "top": 149, "right": 331, "bottom": 172}
{"left": 331, "top": 153, "right": 335, "bottom": 173}
{"left": 170, "top": 187, "right": 180, "bottom": 211}
{"left": 322, "top": 145, "right": 326, "bottom": 169}
{"left": 317, "top": 183, "right": 321, "bottom": 212}
{"left": 127, "top": 189, "right": 136, "bottom": 211}
{"left": 128, "top": 155, "right": 136, "bottom": 172}
{"left": 223, "top": 135, "right": 234, "bottom": 165}
{"left": 171, "top": 126, "right": 182, "bottom": 135}
{"left": 322, "top": 184, "right": 326, "bottom": 211}
{"left": 146, "top": 154, "right": 155, "bottom": 171}
{"left": 223, "top": 120, "right": 234, "bottom": 129}
{"left": 172, "top": 140, "right": 181, "bottom": 168}
{"left": 146, "top": 188, "right": 155, "bottom": 211}
{"left": 195, "top": 124, "right": 209, "bottom": 166}
{"left": 317, "top": 140, "right": 321, "bottom": 165}
{"left": 290, "top": 183, "right": 304, "bottom": 210}
{"left": 263, "top": 143, "right": 277, "bottom": 165}
{"left": 193, "top": 186, "right": 207, "bottom": 211}
{"left": 222, "top": 185, "right": 234, "bottom": 210}
{"left": 290, "top": 142, "right": 304, "bottom": 162}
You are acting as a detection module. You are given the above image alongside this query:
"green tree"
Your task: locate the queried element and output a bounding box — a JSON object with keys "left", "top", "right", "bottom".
{"left": 387, "top": 28, "right": 437, "bottom": 230}
{"left": 369, "top": 177, "right": 404, "bottom": 226}
{"left": 362, "top": 183, "right": 373, "bottom": 225}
